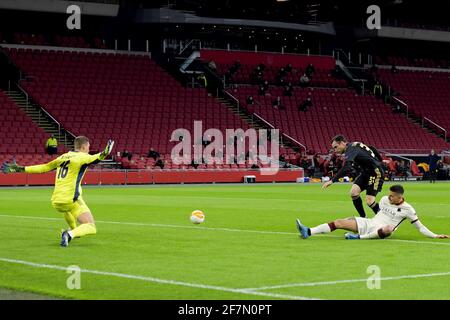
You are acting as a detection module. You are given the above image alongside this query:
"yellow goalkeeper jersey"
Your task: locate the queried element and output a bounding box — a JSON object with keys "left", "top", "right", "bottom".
{"left": 25, "top": 151, "right": 103, "bottom": 204}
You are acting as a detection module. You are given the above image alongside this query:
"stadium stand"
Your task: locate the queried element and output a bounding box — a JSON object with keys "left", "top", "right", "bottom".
{"left": 201, "top": 49, "right": 347, "bottom": 88}
{"left": 231, "top": 85, "right": 450, "bottom": 154}
{"left": 376, "top": 69, "right": 450, "bottom": 135}
{"left": 3, "top": 47, "right": 265, "bottom": 170}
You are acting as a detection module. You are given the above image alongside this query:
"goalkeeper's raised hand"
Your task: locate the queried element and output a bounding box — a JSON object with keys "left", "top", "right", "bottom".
{"left": 1, "top": 160, "right": 25, "bottom": 174}
{"left": 99, "top": 139, "right": 115, "bottom": 160}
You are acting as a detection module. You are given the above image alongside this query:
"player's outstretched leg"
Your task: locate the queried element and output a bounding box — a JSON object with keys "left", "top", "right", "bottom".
{"left": 296, "top": 218, "right": 358, "bottom": 239}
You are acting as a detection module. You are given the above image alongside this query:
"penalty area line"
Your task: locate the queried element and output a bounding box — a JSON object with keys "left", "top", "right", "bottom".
{"left": 0, "top": 257, "right": 319, "bottom": 300}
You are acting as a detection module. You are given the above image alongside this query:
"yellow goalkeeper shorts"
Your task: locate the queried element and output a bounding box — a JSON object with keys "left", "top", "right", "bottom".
{"left": 52, "top": 197, "right": 90, "bottom": 219}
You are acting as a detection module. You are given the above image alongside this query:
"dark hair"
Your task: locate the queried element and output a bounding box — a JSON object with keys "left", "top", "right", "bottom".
{"left": 390, "top": 185, "right": 404, "bottom": 195}
{"left": 331, "top": 135, "right": 347, "bottom": 144}
{"left": 74, "top": 136, "right": 90, "bottom": 149}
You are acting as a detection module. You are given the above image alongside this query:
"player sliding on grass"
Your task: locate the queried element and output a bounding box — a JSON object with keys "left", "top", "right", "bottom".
{"left": 322, "top": 135, "right": 385, "bottom": 218}
{"left": 296, "top": 184, "right": 449, "bottom": 240}
{"left": 1, "top": 136, "right": 114, "bottom": 247}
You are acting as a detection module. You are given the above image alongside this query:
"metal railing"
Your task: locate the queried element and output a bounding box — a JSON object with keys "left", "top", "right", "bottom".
{"left": 379, "top": 149, "right": 414, "bottom": 163}
{"left": 423, "top": 117, "right": 447, "bottom": 142}
{"left": 15, "top": 82, "right": 29, "bottom": 109}
{"left": 282, "top": 133, "right": 307, "bottom": 153}
{"left": 252, "top": 113, "right": 275, "bottom": 129}
{"left": 224, "top": 90, "right": 240, "bottom": 113}
{"left": 392, "top": 96, "right": 409, "bottom": 118}
{"left": 379, "top": 148, "right": 436, "bottom": 156}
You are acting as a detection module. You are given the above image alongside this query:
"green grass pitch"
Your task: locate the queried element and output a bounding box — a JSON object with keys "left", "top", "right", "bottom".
{"left": 0, "top": 182, "right": 449, "bottom": 300}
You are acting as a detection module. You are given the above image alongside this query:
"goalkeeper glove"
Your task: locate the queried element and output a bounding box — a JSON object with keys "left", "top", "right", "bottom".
{"left": 99, "top": 139, "right": 115, "bottom": 160}
{"left": 1, "top": 160, "right": 25, "bottom": 173}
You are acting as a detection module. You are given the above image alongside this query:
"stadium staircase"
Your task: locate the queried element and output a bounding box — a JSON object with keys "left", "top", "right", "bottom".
{"left": 4, "top": 89, "right": 75, "bottom": 150}
{"left": 375, "top": 68, "right": 450, "bottom": 143}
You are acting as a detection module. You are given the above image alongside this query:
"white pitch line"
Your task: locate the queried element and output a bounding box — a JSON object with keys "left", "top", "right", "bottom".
{"left": 0, "top": 214, "right": 449, "bottom": 246}
{"left": 243, "top": 271, "right": 450, "bottom": 291}
{"left": 0, "top": 257, "right": 319, "bottom": 300}
{"left": 0, "top": 214, "right": 296, "bottom": 236}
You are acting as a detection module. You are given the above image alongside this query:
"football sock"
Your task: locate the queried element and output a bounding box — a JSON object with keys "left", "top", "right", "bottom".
{"left": 352, "top": 196, "right": 366, "bottom": 218}
{"left": 68, "top": 223, "right": 97, "bottom": 239}
{"left": 310, "top": 222, "right": 336, "bottom": 235}
{"left": 64, "top": 212, "right": 77, "bottom": 230}
{"left": 369, "top": 201, "right": 380, "bottom": 214}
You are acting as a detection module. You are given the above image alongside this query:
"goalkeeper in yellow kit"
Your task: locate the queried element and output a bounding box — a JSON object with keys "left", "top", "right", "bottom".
{"left": 1, "top": 136, "right": 114, "bottom": 247}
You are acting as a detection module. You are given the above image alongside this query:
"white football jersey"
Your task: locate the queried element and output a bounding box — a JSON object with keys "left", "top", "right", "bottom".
{"left": 372, "top": 196, "right": 418, "bottom": 229}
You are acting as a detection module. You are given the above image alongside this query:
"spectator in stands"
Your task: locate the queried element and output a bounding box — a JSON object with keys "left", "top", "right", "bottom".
{"left": 251, "top": 67, "right": 264, "bottom": 84}
{"left": 263, "top": 80, "right": 270, "bottom": 92}
{"left": 272, "top": 96, "right": 284, "bottom": 110}
{"left": 147, "top": 148, "right": 160, "bottom": 160}
{"left": 373, "top": 81, "right": 383, "bottom": 98}
{"left": 229, "top": 60, "right": 241, "bottom": 74}
{"left": 207, "top": 59, "right": 217, "bottom": 72}
{"left": 392, "top": 104, "right": 402, "bottom": 114}
{"left": 428, "top": 149, "right": 440, "bottom": 183}
{"left": 300, "top": 157, "right": 309, "bottom": 172}
{"left": 332, "top": 65, "right": 342, "bottom": 78}
{"left": 283, "top": 82, "right": 293, "bottom": 96}
{"left": 305, "top": 63, "right": 315, "bottom": 77}
{"left": 299, "top": 73, "right": 310, "bottom": 87}
{"left": 155, "top": 158, "right": 165, "bottom": 169}
{"left": 197, "top": 74, "right": 207, "bottom": 88}
{"left": 285, "top": 63, "right": 293, "bottom": 73}
{"left": 276, "top": 73, "right": 286, "bottom": 86}
{"left": 121, "top": 150, "right": 132, "bottom": 161}
{"left": 45, "top": 134, "right": 58, "bottom": 155}
{"left": 258, "top": 63, "right": 266, "bottom": 71}
{"left": 391, "top": 64, "right": 399, "bottom": 74}
{"left": 299, "top": 97, "right": 312, "bottom": 112}
{"left": 247, "top": 95, "right": 254, "bottom": 105}
{"left": 258, "top": 85, "right": 266, "bottom": 96}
